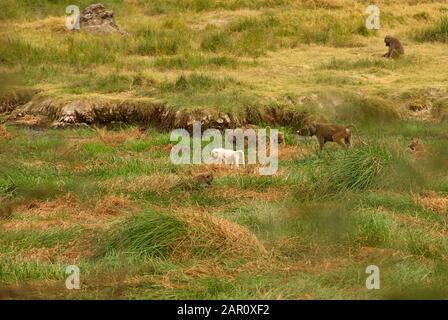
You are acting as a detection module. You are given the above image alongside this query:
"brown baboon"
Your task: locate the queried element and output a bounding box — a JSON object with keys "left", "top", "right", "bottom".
{"left": 277, "top": 131, "right": 285, "bottom": 145}
{"left": 383, "top": 35, "right": 404, "bottom": 58}
{"left": 297, "top": 122, "right": 354, "bottom": 151}
{"left": 194, "top": 172, "right": 214, "bottom": 186}
{"left": 408, "top": 137, "right": 424, "bottom": 153}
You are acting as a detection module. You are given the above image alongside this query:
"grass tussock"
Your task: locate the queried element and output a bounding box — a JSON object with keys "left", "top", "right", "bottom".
{"left": 160, "top": 73, "right": 240, "bottom": 92}
{"left": 2, "top": 0, "right": 448, "bottom": 299}
{"left": 414, "top": 15, "right": 448, "bottom": 43}
{"left": 306, "top": 145, "right": 392, "bottom": 198}
{"left": 102, "top": 211, "right": 187, "bottom": 259}
{"left": 102, "top": 210, "right": 266, "bottom": 260}
{"left": 432, "top": 97, "right": 448, "bottom": 122}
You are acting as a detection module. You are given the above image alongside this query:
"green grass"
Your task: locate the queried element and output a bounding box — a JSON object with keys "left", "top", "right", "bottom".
{"left": 306, "top": 145, "right": 391, "bottom": 198}
{"left": 153, "top": 54, "right": 244, "bottom": 70}
{"left": 102, "top": 211, "right": 187, "bottom": 259}
{"left": 1, "top": 0, "right": 448, "bottom": 300}
{"left": 414, "top": 15, "right": 448, "bottom": 42}
{"left": 322, "top": 56, "right": 419, "bottom": 70}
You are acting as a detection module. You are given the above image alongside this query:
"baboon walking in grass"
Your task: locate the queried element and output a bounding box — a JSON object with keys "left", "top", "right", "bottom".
{"left": 297, "top": 122, "right": 354, "bottom": 151}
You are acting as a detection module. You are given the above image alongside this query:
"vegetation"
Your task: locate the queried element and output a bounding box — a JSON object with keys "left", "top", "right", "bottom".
{"left": 0, "top": 0, "right": 447, "bottom": 299}
{"left": 0, "top": 122, "right": 446, "bottom": 299}
{"left": 414, "top": 15, "right": 448, "bottom": 42}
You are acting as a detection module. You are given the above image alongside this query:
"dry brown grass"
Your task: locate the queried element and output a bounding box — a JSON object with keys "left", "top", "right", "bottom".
{"left": 10, "top": 115, "right": 48, "bottom": 128}
{"left": 95, "top": 127, "right": 145, "bottom": 146}
{"left": 94, "top": 195, "right": 133, "bottom": 216}
{"left": 212, "top": 186, "right": 287, "bottom": 202}
{"left": 419, "top": 193, "right": 448, "bottom": 214}
{"left": 174, "top": 210, "right": 267, "bottom": 260}
{"left": 183, "top": 263, "right": 233, "bottom": 279}
{"left": 278, "top": 145, "right": 311, "bottom": 160}
{"left": 0, "top": 125, "right": 12, "bottom": 140}
{"left": 302, "top": 0, "right": 347, "bottom": 9}
{"left": 2, "top": 194, "right": 133, "bottom": 231}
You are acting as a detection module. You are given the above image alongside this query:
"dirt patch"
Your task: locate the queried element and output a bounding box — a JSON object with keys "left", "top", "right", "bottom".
{"left": 4, "top": 93, "right": 309, "bottom": 132}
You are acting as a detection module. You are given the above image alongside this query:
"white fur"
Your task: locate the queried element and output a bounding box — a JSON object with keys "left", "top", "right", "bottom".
{"left": 210, "top": 148, "right": 245, "bottom": 167}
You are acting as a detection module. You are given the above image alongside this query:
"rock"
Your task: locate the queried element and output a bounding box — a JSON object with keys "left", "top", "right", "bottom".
{"left": 80, "top": 3, "right": 124, "bottom": 34}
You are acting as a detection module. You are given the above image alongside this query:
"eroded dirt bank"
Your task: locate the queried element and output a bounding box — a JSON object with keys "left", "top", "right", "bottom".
{"left": 0, "top": 91, "right": 312, "bottom": 131}
{"left": 1, "top": 88, "right": 446, "bottom": 131}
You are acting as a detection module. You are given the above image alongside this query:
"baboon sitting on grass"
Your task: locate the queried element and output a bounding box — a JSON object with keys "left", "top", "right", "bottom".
{"left": 383, "top": 35, "right": 404, "bottom": 59}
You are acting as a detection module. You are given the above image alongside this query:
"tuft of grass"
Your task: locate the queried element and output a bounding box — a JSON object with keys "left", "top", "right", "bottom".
{"left": 351, "top": 209, "right": 396, "bottom": 246}
{"left": 101, "top": 209, "right": 265, "bottom": 260}
{"left": 414, "top": 15, "right": 448, "bottom": 43}
{"left": 432, "top": 97, "right": 448, "bottom": 122}
{"left": 160, "top": 73, "right": 239, "bottom": 92}
{"left": 130, "top": 26, "right": 190, "bottom": 56}
{"left": 337, "top": 96, "right": 402, "bottom": 124}
{"left": 0, "top": 228, "right": 84, "bottom": 252}
{"left": 309, "top": 145, "right": 391, "bottom": 197}
{"left": 0, "top": 259, "right": 65, "bottom": 284}
{"left": 102, "top": 211, "right": 187, "bottom": 259}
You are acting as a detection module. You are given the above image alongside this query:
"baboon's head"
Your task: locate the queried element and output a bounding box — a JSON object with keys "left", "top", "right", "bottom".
{"left": 308, "top": 122, "right": 317, "bottom": 135}
{"left": 297, "top": 122, "right": 317, "bottom": 137}
{"left": 297, "top": 128, "right": 309, "bottom": 136}
{"left": 384, "top": 35, "right": 391, "bottom": 46}
{"left": 409, "top": 138, "right": 420, "bottom": 151}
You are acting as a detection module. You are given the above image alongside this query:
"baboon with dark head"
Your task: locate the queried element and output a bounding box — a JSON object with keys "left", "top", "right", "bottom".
{"left": 194, "top": 172, "right": 214, "bottom": 186}
{"left": 383, "top": 35, "right": 404, "bottom": 58}
{"left": 408, "top": 137, "right": 424, "bottom": 153}
{"left": 297, "top": 122, "right": 354, "bottom": 151}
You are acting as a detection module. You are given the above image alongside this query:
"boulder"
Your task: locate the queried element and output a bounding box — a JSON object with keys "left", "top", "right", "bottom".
{"left": 80, "top": 3, "right": 124, "bottom": 34}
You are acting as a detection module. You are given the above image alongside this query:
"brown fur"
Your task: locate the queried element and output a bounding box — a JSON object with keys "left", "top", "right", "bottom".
{"left": 383, "top": 35, "right": 404, "bottom": 59}
{"left": 408, "top": 137, "right": 424, "bottom": 153}
{"left": 277, "top": 131, "right": 285, "bottom": 145}
{"left": 297, "top": 122, "right": 353, "bottom": 151}
{"left": 194, "top": 173, "right": 214, "bottom": 186}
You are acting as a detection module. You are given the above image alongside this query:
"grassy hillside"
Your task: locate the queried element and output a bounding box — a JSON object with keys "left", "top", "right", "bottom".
{"left": 0, "top": 0, "right": 447, "bottom": 299}
{"left": 1, "top": 0, "right": 448, "bottom": 113}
